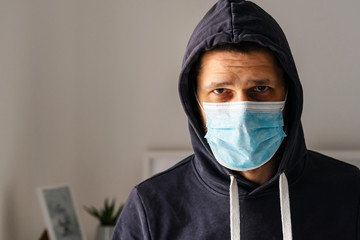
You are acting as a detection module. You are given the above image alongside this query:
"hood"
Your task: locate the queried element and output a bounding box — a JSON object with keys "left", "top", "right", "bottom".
{"left": 178, "top": 0, "right": 307, "bottom": 195}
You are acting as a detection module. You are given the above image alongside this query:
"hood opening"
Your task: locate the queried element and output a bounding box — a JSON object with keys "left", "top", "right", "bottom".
{"left": 178, "top": 0, "right": 307, "bottom": 194}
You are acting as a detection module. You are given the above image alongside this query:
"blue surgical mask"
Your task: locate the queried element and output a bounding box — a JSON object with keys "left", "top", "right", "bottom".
{"left": 202, "top": 101, "right": 286, "bottom": 171}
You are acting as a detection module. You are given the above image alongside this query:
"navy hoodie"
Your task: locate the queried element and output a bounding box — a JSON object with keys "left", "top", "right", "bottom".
{"left": 112, "top": 1, "right": 360, "bottom": 239}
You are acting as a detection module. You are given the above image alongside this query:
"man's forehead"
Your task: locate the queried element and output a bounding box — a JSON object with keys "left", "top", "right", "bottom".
{"left": 200, "top": 50, "right": 281, "bottom": 72}
{"left": 197, "top": 49, "right": 285, "bottom": 87}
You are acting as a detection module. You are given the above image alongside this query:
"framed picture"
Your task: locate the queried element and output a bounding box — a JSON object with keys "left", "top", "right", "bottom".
{"left": 37, "top": 184, "right": 86, "bottom": 240}
{"left": 143, "top": 150, "right": 193, "bottom": 179}
{"left": 142, "top": 150, "right": 359, "bottom": 180}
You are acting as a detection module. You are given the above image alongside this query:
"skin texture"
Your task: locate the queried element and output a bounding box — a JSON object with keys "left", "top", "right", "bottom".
{"left": 197, "top": 50, "right": 286, "bottom": 185}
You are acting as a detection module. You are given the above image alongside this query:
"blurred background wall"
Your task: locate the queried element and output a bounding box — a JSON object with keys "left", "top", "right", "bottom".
{"left": 0, "top": 0, "right": 359, "bottom": 239}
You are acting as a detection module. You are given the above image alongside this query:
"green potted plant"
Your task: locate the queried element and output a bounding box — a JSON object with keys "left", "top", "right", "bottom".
{"left": 84, "top": 198, "right": 124, "bottom": 240}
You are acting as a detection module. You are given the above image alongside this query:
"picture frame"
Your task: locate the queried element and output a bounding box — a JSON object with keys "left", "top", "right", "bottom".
{"left": 143, "top": 150, "right": 193, "bottom": 179}
{"left": 37, "top": 184, "right": 86, "bottom": 240}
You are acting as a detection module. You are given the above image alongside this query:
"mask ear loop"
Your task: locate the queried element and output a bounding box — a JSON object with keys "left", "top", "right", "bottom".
{"left": 195, "top": 92, "right": 206, "bottom": 113}
{"left": 282, "top": 89, "right": 288, "bottom": 133}
{"left": 281, "top": 90, "right": 288, "bottom": 112}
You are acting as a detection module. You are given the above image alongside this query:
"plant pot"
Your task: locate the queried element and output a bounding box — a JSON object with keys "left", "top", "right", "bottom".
{"left": 96, "top": 225, "right": 115, "bottom": 240}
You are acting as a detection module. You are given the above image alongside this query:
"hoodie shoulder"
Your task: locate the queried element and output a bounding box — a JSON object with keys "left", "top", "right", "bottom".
{"left": 303, "top": 150, "right": 360, "bottom": 194}
{"left": 137, "top": 155, "right": 195, "bottom": 191}
{"left": 308, "top": 150, "right": 360, "bottom": 174}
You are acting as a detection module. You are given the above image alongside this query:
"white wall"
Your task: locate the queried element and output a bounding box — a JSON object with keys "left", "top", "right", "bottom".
{"left": 0, "top": 1, "right": 34, "bottom": 239}
{"left": 0, "top": 1, "right": 359, "bottom": 239}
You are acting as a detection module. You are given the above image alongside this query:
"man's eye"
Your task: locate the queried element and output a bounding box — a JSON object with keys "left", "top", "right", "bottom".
{"left": 213, "top": 88, "right": 227, "bottom": 94}
{"left": 253, "top": 86, "right": 269, "bottom": 92}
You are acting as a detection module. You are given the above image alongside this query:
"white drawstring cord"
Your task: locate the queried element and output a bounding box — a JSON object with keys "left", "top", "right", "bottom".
{"left": 230, "top": 175, "right": 240, "bottom": 240}
{"left": 229, "top": 173, "right": 292, "bottom": 240}
{"left": 279, "top": 173, "right": 293, "bottom": 240}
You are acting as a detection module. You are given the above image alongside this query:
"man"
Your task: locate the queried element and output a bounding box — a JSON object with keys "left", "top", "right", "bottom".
{"left": 112, "top": 1, "right": 360, "bottom": 239}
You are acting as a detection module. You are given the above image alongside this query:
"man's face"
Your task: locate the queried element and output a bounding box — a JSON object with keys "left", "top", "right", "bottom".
{"left": 196, "top": 50, "right": 286, "bottom": 124}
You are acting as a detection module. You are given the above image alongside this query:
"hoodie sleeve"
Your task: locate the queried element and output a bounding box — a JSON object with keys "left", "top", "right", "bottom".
{"left": 111, "top": 188, "right": 151, "bottom": 240}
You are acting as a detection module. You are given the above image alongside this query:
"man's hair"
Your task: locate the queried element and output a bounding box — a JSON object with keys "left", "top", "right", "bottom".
{"left": 211, "top": 41, "right": 272, "bottom": 53}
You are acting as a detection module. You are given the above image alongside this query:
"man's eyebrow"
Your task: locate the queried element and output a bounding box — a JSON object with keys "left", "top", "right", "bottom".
{"left": 248, "top": 79, "right": 271, "bottom": 85}
{"left": 206, "top": 79, "right": 271, "bottom": 88}
{"left": 206, "top": 81, "right": 234, "bottom": 88}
